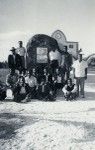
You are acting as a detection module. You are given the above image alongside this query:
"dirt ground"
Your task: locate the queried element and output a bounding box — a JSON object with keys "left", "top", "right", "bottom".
{"left": 0, "top": 71, "right": 95, "bottom": 150}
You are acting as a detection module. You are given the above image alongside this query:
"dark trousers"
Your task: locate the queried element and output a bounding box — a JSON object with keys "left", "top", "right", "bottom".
{"left": 50, "top": 60, "right": 59, "bottom": 74}
{"left": 37, "top": 91, "right": 47, "bottom": 100}
{"left": 20, "top": 56, "right": 26, "bottom": 73}
{"left": 14, "top": 93, "right": 27, "bottom": 102}
{"left": 46, "top": 93, "right": 55, "bottom": 101}
{"left": 64, "top": 92, "right": 77, "bottom": 100}
{"left": 76, "top": 77, "right": 85, "bottom": 96}
{"left": 28, "top": 86, "right": 37, "bottom": 99}
{"left": 61, "top": 66, "right": 70, "bottom": 81}
{"left": 55, "top": 83, "right": 63, "bottom": 89}
{"left": 0, "top": 90, "right": 6, "bottom": 100}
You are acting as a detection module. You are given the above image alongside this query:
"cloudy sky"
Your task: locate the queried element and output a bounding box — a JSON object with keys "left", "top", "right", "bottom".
{"left": 0, "top": 0, "right": 95, "bottom": 61}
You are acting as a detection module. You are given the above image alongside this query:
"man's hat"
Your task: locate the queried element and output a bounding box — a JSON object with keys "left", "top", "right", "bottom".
{"left": 78, "top": 52, "right": 84, "bottom": 55}
{"left": 18, "top": 41, "right": 22, "bottom": 43}
{"left": 78, "top": 48, "right": 84, "bottom": 55}
{"left": 10, "top": 47, "right": 16, "bottom": 51}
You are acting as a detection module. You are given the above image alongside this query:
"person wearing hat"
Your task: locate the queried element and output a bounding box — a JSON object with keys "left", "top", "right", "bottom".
{"left": 16, "top": 41, "right": 27, "bottom": 73}
{"left": 72, "top": 53, "right": 88, "bottom": 98}
{"left": 8, "top": 47, "right": 22, "bottom": 72}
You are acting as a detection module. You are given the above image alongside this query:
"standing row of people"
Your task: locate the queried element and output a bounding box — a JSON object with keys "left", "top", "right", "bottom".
{"left": 6, "top": 52, "right": 88, "bottom": 102}
{"left": 8, "top": 41, "right": 26, "bottom": 74}
{"left": 8, "top": 44, "right": 72, "bottom": 81}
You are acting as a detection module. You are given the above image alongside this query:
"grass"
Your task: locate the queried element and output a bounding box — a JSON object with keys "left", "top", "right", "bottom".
{"left": 0, "top": 69, "right": 9, "bottom": 83}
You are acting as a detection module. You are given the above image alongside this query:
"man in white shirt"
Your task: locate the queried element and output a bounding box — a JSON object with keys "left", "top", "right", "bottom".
{"left": 25, "top": 70, "right": 37, "bottom": 98}
{"left": 72, "top": 53, "right": 88, "bottom": 98}
{"left": 49, "top": 49, "right": 61, "bottom": 74}
{"left": 16, "top": 41, "right": 26, "bottom": 72}
{"left": 25, "top": 72, "right": 37, "bottom": 88}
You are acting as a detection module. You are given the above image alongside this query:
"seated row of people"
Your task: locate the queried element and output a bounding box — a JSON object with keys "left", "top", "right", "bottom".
{"left": 5, "top": 67, "right": 77, "bottom": 102}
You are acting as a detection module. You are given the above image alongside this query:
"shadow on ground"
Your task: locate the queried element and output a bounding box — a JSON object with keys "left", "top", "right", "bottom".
{"left": 0, "top": 113, "right": 38, "bottom": 140}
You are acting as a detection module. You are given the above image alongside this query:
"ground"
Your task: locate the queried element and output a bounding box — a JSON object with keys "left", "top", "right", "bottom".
{"left": 0, "top": 69, "right": 95, "bottom": 150}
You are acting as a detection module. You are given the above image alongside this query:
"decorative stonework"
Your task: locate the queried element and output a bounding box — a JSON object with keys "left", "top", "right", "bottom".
{"left": 51, "top": 30, "right": 78, "bottom": 58}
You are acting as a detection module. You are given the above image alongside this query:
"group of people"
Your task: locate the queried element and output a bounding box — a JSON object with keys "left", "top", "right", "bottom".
{"left": 8, "top": 41, "right": 26, "bottom": 74}
{"left": 0, "top": 42, "right": 88, "bottom": 102}
{"left": 48, "top": 45, "right": 88, "bottom": 100}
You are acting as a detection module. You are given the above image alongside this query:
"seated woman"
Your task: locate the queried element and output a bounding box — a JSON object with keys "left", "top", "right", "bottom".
{"left": 13, "top": 76, "right": 29, "bottom": 102}
{"left": 0, "top": 80, "right": 6, "bottom": 100}
{"left": 62, "top": 78, "right": 77, "bottom": 101}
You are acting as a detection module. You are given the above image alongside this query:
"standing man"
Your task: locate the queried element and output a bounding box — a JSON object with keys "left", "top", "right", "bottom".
{"left": 8, "top": 47, "right": 22, "bottom": 72}
{"left": 49, "top": 48, "right": 61, "bottom": 74}
{"left": 16, "top": 41, "right": 26, "bottom": 73}
{"left": 61, "top": 45, "right": 72, "bottom": 80}
{"left": 72, "top": 53, "right": 88, "bottom": 98}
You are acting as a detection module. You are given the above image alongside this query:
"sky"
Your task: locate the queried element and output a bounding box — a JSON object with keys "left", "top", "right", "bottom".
{"left": 0, "top": 0, "right": 95, "bottom": 61}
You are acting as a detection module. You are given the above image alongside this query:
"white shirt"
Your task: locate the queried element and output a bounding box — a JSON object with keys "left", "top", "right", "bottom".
{"left": 57, "top": 75, "right": 62, "bottom": 83}
{"left": 25, "top": 76, "right": 37, "bottom": 87}
{"left": 20, "top": 86, "right": 26, "bottom": 94}
{"left": 49, "top": 50, "right": 61, "bottom": 61}
{"left": 72, "top": 60, "right": 88, "bottom": 77}
{"left": 16, "top": 47, "right": 26, "bottom": 57}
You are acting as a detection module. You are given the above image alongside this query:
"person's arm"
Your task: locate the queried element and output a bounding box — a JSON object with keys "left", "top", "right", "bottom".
{"left": 85, "top": 61, "right": 88, "bottom": 80}
{"left": 70, "top": 54, "right": 73, "bottom": 66}
{"left": 24, "top": 48, "right": 27, "bottom": 68}
{"left": 35, "top": 78, "right": 38, "bottom": 87}
{"left": 6, "top": 75, "right": 10, "bottom": 86}
{"left": 48, "top": 52, "right": 50, "bottom": 61}
{"left": 8, "top": 55, "right": 11, "bottom": 68}
{"left": 58, "top": 51, "right": 61, "bottom": 66}
{"left": 15, "top": 75, "right": 19, "bottom": 86}
{"left": 85, "top": 68, "right": 87, "bottom": 80}
{"left": 6, "top": 75, "right": 9, "bottom": 86}
{"left": 62, "top": 85, "right": 68, "bottom": 94}
{"left": 72, "top": 68, "right": 76, "bottom": 78}
{"left": 72, "top": 85, "right": 77, "bottom": 93}
{"left": 60, "top": 55, "right": 65, "bottom": 67}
